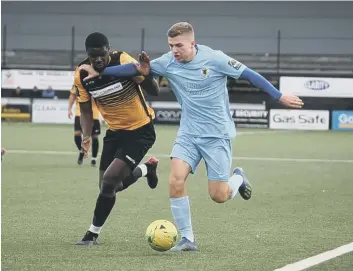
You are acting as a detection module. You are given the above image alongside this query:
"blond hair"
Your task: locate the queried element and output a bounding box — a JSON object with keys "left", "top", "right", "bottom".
{"left": 167, "top": 22, "right": 194, "bottom": 38}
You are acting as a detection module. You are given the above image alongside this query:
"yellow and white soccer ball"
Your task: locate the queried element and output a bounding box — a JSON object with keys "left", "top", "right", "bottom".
{"left": 145, "top": 220, "right": 178, "bottom": 252}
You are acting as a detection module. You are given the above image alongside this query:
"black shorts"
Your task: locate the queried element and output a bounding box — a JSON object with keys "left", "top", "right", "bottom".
{"left": 99, "top": 121, "right": 156, "bottom": 172}
{"left": 74, "top": 116, "right": 101, "bottom": 136}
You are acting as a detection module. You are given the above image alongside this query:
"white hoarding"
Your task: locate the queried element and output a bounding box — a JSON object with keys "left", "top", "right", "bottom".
{"left": 280, "top": 77, "right": 353, "bottom": 98}
{"left": 2, "top": 69, "right": 74, "bottom": 91}
{"left": 32, "top": 99, "right": 75, "bottom": 124}
{"left": 270, "top": 110, "right": 329, "bottom": 130}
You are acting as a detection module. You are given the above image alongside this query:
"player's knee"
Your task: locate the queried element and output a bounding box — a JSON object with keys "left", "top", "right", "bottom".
{"left": 209, "top": 191, "right": 228, "bottom": 203}
{"left": 209, "top": 185, "right": 228, "bottom": 203}
{"left": 168, "top": 173, "right": 185, "bottom": 196}
{"left": 100, "top": 174, "right": 121, "bottom": 198}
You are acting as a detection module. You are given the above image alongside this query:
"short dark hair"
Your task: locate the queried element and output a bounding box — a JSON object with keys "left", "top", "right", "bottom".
{"left": 167, "top": 22, "right": 194, "bottom": 38}
{"left": 85, "top": 32, "right": 109, "bottom": 50}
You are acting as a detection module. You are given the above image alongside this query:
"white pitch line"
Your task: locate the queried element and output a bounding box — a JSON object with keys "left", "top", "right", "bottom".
{"left": 8, "top": 150, "right": 77, "bottom": 155}
{"left": 232, "top": 156, "right": 353, "bottom": 164}
{"left": 236, "top": 130, "right": 293, "bottom": 136}
{"left": 6, "top": 150, "right": 353, "bottom": 164}
{"left": 273, "top": 241, "right": 353, "bottom": 271}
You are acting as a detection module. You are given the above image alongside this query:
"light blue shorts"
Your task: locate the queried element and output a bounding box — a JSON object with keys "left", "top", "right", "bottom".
{"left": 170, "top": 134, "right": 232, "bottom": 181}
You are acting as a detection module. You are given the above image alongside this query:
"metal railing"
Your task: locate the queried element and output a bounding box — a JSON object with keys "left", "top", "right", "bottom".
{"left": 2, "top": 26, "right": 353, "bottom": 76}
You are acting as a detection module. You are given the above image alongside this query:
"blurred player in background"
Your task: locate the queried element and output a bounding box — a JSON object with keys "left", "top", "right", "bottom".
{"left": 68, "top": 85, "right": 100, "bottom": 166}
{"left": 81, "top": 22, "right": 304, "bottom": 252}
{"left": 1, "top": 148, "right": 6, "bottom": 161}
{"left": 75, "top": 32, "right": 160, "bottom": 245}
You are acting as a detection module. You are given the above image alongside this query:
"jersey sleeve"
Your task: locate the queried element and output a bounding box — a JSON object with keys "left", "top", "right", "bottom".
{"left": 150, "top": 53, "right": 171, "bottom": 77}
{"left": 150, "top": 58, "right": 166, "bottom": 77}
{"left": 214, "top": 51, "right": 247, "bottom": 79}
{"left": 119, "top": 52, "right": 145, "bottom": 82}
{"left": 74, "top": 68, "right": 90, "bottom": 103}
{"left": 69, "top": 84, "right": 76, "bottom": 95}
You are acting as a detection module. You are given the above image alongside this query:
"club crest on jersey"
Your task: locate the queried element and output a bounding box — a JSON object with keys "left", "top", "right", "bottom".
{"left": 201, "top": 67, "right": 209, "bottom": 78}
{"left": 228, "top": 59, "right": 242, "bottom": 70}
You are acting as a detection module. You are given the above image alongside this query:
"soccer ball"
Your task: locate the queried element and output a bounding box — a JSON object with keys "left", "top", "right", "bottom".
{"left": 145, "top": 220, "right": 178, "bottom": 252}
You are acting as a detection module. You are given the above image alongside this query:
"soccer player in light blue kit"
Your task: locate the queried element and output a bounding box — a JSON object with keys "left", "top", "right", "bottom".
{"left": 80, "top": 22, "right": 304, "bottom": 252}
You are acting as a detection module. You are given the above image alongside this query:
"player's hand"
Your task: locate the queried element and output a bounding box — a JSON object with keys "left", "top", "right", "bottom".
{"left": 132, "top": 76, "right": 145, "bottom": 84}
{"left": 68, "top": 110, "right": 73, "bottom": 119}
{"left": 81, "top": 136, "right": 91, "bottom": 159}
{"left": 279, "top": 94, "right": 304, "bottom": 108}
{"left": 80, "top": 64, "right": 99, "bottom": 81}
{"left": 134, "top": 51, "right": 151, "bottom": 76}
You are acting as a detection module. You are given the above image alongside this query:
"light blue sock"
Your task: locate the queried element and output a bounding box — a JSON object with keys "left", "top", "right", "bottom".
{"left": 170, "top": 196, "right": 194, "bottom": 242}
{"left": 228, "top": 174, "right": 244, "bottom": 199}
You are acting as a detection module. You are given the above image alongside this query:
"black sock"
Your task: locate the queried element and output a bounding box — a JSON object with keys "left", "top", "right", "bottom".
{"left": 132, "top": 166, "right": 143, "bottom": 178}
{"left": 92, "top": 138, "right": 99, "bottom": 158}
{"left": 117, "top": 166, "right": 144, "bottom": 192}
{"left": 92, "top": 194, "right": 116, "bottom": 227}
{"left": 118, "top": 174, "right": 139, "bottom": 192}
{"left": 74, "top": 135, "right": 82, "bottom": 151}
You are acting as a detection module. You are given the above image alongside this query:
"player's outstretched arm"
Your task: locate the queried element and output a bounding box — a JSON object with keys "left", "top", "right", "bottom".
{"left": 99, "top": 51, "right": 151, "bottom": 77}
{"left": 79, "top": 64, "right": 139, "bottom": 81}
{"left": 79, "top": 51, "right": 152, "bottom": 81}
{"left": 68, "top": 93, "right": 76, "bottom": 119}
{"left": 126, "top": 52, "right": 159, "bottom": 95}
{"left": 239, "top": 68, "right": 304, "bottom": 109}
{"left": 79, "top": 101, "right": 93, "bottom": 158}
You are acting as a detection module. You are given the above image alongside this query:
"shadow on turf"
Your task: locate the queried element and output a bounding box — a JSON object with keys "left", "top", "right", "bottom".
{"left": 71, "top": 241, "right": 200, "bottom": 256}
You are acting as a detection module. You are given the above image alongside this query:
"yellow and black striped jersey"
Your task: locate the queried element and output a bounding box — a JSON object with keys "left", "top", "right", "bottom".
{"left": 70, "top": 85, "right": 100, "bottom": 120}
{"left": 74, "top": 51, "right": 155, "bottom": 130}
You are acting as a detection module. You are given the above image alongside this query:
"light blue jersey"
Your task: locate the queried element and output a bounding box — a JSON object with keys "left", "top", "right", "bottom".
{"left": 150, "top": 44, "right": 246, "bottom": 139}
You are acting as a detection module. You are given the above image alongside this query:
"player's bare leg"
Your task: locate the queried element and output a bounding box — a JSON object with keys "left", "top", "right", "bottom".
{"left": 75, "top": 158, "right": 131, "bottom": 245}
{"left": 208, "top": 168, "right": 252, "bottom": 203}
{"left": 76, "top": 157, "right": 160, "bottom": 245}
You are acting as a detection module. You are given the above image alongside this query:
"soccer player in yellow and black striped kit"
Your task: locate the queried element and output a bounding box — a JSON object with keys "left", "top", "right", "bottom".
{"left": 74, "top": 32, "right": 160, "bottom": 245}
{"left": 68, "top": 85, "right": 101, "bottom": 166}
